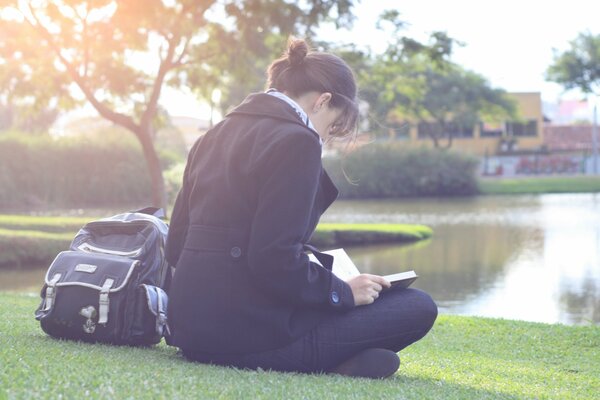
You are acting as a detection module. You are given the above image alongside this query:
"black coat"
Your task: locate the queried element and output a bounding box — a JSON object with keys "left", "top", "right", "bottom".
{"left": 165, "top": 93, "right": 355, "bottom": 354}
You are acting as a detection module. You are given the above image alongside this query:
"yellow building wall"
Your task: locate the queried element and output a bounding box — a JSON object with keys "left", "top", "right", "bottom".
{"left": 402, "top": 92, "right": 544, "bottom": 156}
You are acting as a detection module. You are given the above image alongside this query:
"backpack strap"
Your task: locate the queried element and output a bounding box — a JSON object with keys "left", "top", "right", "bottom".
{"left": 98, "top": 278, "right": 115, "bottom": 325}
{"left": 130, "top": 207, "right": 165, "bottom": 219}
{"left": 155, "top": 287, "right": 170, "bottom": 337}
{"left": 42, "top": 273, "right": 62, "bottom": 311}
{"left": 141, "top": 284, "right": 171, "bottom": 338}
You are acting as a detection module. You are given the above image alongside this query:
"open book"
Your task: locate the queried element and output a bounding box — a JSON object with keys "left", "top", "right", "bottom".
{"left": 307, "top": 248, "right": 418, "bottom": 289}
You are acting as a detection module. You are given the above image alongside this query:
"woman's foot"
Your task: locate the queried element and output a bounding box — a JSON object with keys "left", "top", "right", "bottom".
{"left": 330, "top": 348, "right": 400, "bottom": 379}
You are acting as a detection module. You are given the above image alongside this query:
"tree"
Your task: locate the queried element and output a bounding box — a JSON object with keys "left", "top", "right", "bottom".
{"left": 546, "top": 32, "right": 600, "bottom": 95}
{"left": 0, "top": 103, "right": 58, "bottom": 133}
{"left": 0, "top": 0, "right": 355, "bottom": 210}
{"left": 377, "top": 58, "right": 516, "bottom": 148}
{"left": 351, "top": 11, "right": 515, "bottom": 148}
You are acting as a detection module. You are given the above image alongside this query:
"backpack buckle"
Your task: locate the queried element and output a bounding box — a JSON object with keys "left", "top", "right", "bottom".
{"left": 43, "top": 273, "right": 62, "bottom": 311}
{"left": 98, "top": 278, "right": 114, "bottom": 325}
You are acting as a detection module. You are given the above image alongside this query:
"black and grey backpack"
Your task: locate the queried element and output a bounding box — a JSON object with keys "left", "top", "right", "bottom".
{"left": 35, "top": 207, "right": 171, "bottom": 346}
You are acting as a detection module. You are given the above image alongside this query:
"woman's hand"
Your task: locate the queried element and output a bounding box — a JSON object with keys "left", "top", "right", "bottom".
{"left": 346, "top": 274, "right": 391, "bottom": 306}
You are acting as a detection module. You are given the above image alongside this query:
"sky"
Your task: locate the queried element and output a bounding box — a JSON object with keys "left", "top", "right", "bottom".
{"left": 64, "top": 0, "right": 600, "bottom": 122}
{"left": 319, "top": 0, "right": 599, "bottom": 102}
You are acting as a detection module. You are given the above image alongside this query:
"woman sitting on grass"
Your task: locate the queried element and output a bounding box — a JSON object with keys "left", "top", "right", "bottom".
{"left": 165, "top": 38, "right": 437, "bottom": 379}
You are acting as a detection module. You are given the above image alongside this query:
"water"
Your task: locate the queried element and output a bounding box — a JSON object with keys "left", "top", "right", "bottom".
{"left": 1, "top": 267, "right": 46, "bottom": 292}
{"left": 4, "top": 193, "right": 599, "bottom": 325}
{"left": 320, "top": 193, "right": 600, "bottom": 325}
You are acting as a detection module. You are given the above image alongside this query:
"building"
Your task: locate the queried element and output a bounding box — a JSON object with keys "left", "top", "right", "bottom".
{"left": 396, "top": 92, "right": 545, "bottom": 157}
{"left": 543, "top": 124, "right": 595, "bottom": 152}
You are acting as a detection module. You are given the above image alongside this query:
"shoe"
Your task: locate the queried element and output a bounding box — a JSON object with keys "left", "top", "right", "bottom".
{"left": 329, "top": 348, "right": 400, "bottom": 379}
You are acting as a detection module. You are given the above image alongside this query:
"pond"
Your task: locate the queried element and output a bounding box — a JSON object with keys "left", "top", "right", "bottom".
{"left": 321, "top": 193, "right": 600, "bottom": 325}
{"left": 4, "top": 193, "right": 599, "bottom": 325}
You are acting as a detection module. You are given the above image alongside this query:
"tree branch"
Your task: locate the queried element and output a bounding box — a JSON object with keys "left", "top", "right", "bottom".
{"left": 173, "top": 37, "right": 190, "bottom": 67}
{"left": 140, "top": 35, "right": 177, "bottom": 131}
{"left": 20, "top": 3, "right": 139, "bottom": 134}
{"left": 139, "top": 0, "right": 197, "bottom": 131}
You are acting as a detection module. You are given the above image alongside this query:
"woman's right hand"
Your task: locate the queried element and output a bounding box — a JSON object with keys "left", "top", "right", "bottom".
{"left": 346, "top": 274, "right": 391, "bottom": 306}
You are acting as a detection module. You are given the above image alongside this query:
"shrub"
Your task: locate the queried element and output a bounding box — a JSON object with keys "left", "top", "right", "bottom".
{"left": 323, "top": 143, "right": 479, "bottom": 198}
{"left": 0, "top": 132, "right": 152, "bottom": 210}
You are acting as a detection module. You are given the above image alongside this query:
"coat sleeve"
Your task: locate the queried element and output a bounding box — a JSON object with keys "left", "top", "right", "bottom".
{"left": 247, "top": 131, "right": 355, "bottom": 311}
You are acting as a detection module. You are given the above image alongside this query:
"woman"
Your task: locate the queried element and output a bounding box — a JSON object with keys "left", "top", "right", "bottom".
{"left": 165, "top": 38, "right": 437, "bottom": 379}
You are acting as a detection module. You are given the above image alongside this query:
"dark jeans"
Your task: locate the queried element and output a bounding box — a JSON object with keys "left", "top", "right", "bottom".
{"left": 183, "top": 287, "right": 438, "bottom": 374}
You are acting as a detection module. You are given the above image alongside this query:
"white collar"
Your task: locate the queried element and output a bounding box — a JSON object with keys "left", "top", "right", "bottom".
{"left": 266, "top": 89, "right": 322, "bottom": 146}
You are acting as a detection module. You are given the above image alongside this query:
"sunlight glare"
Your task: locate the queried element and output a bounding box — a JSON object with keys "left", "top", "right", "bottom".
{"left": 0, "top": 6, "right": 23, "bottom": 21}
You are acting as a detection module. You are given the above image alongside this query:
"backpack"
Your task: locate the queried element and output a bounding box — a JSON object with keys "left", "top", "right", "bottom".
{"left": 35, "top": 207, "right": 171, "bottom": 346}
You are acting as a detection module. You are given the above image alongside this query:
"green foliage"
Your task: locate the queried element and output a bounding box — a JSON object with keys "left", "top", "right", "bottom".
{"left": 324, "top": 144, "right": 480, "bottom": 198}
{"left": 0, "top": 1, "right": 358, "bottom": 117}
{"left": 0, "top": 0, "right": 358, "bottom": 210}
{"left": 328, "top": 14, "right": 515, "bottom": 147}
{"left": 0, "top": 103, "right": 58, "bottom": 133}
{"left": 362, "top": 57, "right": 516, "bottom": 147}
{"left": 163, "top": 162, "right": 185, "bottom": 210}
{"left": 547, "top": 31, "right": 600, "bottom": 95}
{"left": 2, "top": 293, "right": 599, "bottom": 399}
{"left": 311, "top": 223, "right": 432, "bottom": 248}
{"left": 0, "top": 133, "right": 152, "bottom": 210}
{"left": 479, "top": 176, "right": 600, "bottom": 195}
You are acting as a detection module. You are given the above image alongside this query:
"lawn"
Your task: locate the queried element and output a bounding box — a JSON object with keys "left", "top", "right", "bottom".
{"left": 0, "top": 214, "right": 432, "bottom": 268}
{"left": 1, "top": 293, "right": 598, "bottom": 399}
{"left": 479, "top": 175, "right": 600, "bottom": 195}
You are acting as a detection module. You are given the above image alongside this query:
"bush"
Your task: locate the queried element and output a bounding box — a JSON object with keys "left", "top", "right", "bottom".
{"left": 0, "top": 132, "right": 152, "bottom": 210}
{"left": 164, "top": 162, "right": 185, "bottom": 207}
{"left": 323, "top": 144, "right": 479, "bottom": 198}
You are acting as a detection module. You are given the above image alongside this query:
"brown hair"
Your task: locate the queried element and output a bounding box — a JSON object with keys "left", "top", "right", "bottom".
{"left": 266, "top": 38, "right": 359, "bottom": 139}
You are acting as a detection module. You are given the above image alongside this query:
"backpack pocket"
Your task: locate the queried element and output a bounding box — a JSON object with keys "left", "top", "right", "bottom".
{"left": 125, "top": 284, "right": 170, "bottom": 346}
{"left": 35, "top": 251, "right": 140, "bottom": 344}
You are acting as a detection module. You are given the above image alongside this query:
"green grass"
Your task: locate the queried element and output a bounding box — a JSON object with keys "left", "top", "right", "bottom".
{"left": 479, "top": 176, "right": 600, "bottom": 195}
{"left": 312, "top": 223, "right": 432, "bottom": 247}
{"left": 1, "top": 293, "right": 598, "bottom": 399}
{"left": 316, "top": 223, "right": 432, "bottom": 236}
{"left": 0, "top": 215, "right": 433, "bottom": 268}
{"left": 0, "top": 214, "right": 92, "bottom": 233}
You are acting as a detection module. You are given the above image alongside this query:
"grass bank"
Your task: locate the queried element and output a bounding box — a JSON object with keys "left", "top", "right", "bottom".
{"left": 0, "top": 228, "right": 72, "bottom": 268}
{"left": 479, "top": 175, "right": 600, "bottom": 195}
{"left": 0, "top": 214, "right": 91, "bottom": 232}
{"left": 311, "top": 223, "right": 432, "bottom": 248}
{"left": 0, "top": 215, "right": 432, "bottom": 268}
{"left": 1, "top": 293, "right": 598, "bottom": 399}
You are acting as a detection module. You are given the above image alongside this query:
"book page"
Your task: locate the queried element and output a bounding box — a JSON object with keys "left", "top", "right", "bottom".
{"left": 307, "top": 248, "right": 360, "bottom": 281}
{"left": 308, "top": 248, "right": 417, "bottom": 288}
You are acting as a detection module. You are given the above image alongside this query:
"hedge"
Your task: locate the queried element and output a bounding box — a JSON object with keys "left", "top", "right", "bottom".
{"left": 323, "top": 143, "right": 480, "bottom": 198}
{"left": 0, "top": 132, "right": 162, "bottom": 209}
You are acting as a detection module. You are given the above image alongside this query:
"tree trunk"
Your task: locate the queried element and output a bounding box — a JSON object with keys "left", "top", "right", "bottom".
{"left": 444, "top": 132, "right": 454, "bottom": 149}
{"left": 137, "top": 127, "right": 167, "bottom": 214}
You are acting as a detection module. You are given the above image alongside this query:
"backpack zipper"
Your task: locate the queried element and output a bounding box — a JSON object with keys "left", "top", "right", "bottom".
{"left": 77, "top": 242, "right": 143, "bottom": 258}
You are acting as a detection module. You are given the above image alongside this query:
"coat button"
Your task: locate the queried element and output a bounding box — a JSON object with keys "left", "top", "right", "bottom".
{"left": 331, "top": 291, "right": 340, "bottom": 304}
{"left": 230, "top": 246, "right": 242, "bottom": 258}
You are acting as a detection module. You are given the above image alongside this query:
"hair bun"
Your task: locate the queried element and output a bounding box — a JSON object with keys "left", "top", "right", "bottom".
{"left": 287, "top": 38, "right": 309, "bottom": 67}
